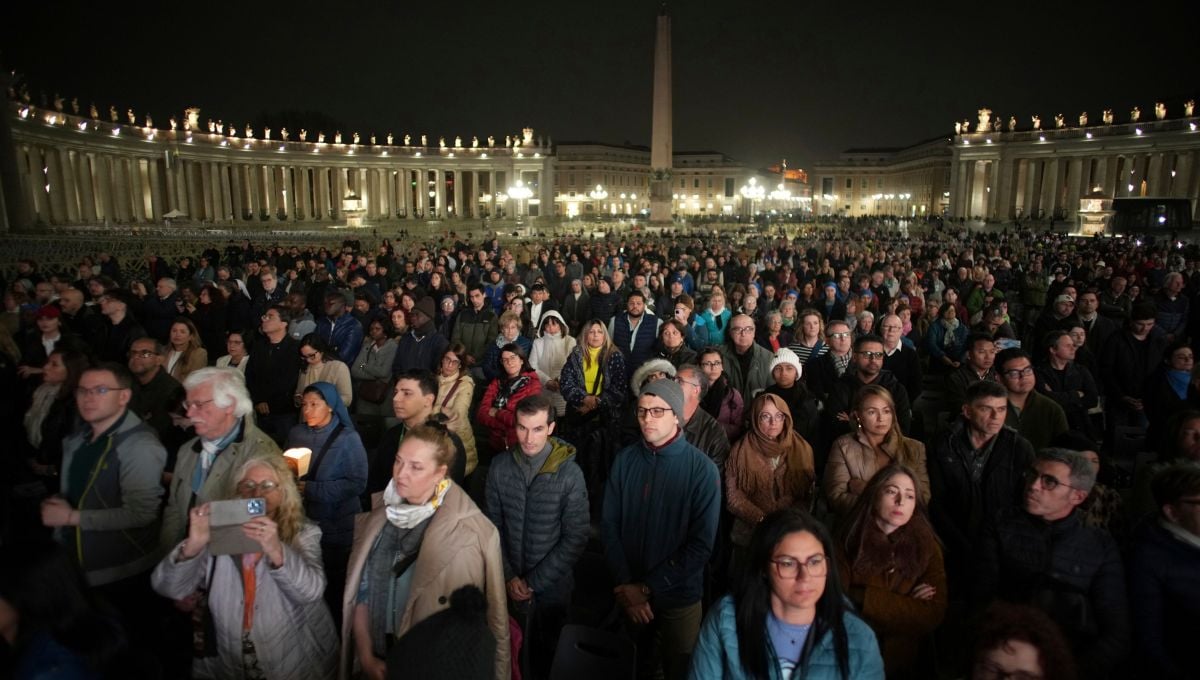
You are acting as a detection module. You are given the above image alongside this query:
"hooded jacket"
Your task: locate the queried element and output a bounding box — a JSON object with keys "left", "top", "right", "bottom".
{"left": 484, "top": 437, "right": 589, "bottom": 602}
{"left": 60, "top": 411, "right": 166, "bottom": 585}
{"left": 529, "top": 310, "right": 577, "bottom": 415}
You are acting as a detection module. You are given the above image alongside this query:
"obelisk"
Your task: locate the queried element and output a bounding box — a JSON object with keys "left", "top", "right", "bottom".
{"left": 649, "top": 4, "right": 673, "bottom": 223}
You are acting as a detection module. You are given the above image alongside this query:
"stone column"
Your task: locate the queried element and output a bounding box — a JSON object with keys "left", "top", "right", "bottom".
{"left": 44, "top": 146, "right": 68, "bottom": 224}
{"left": 130, "top": 158, "right": 147, "bottom": 222}
{"left": 77, "top": 152, "right": 97, "bottom": 222}
{"left": 59, "top": 149, "right": 80, "bottom": 222}
{"left": 334, "top": 167, "right": 347, "bottom": 219}
{"left": 1066, "top": 158, "right": 1084, "bottom": 219}
{"left": 434, "top": 168, "right": 445, "bottom": 218}
{"left": 316, "top": 168, "right": 329, "bottom": 220}
{"left": 148, "top": 159, "right": 164, "bottom": 221}
{"left": 115, "top": 156, "right": 134, "bottom": 222}
{"left": 993, "top": 157, "right": 1015, "bottom": 221}
{"left": 1039, "top": 159, "right": 1058, "bottom": 216}
{"left": 1146, "top": 153, "right": 1164, "bottom": 197}
{"left": 1172, "top": 153, "right": 1194, "bottom": 198}
{"left": 950, "top": 160, "right": 967, "bottom": 218}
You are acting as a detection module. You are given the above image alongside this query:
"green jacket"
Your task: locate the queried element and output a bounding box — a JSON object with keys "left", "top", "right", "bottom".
{"left": 1005, "top": 389, "right": 1069, "bottom": 451}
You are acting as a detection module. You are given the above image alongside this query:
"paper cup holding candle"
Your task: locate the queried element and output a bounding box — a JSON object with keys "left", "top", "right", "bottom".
{"left": 283, "top": 447, "right": 312, "bottom": 478}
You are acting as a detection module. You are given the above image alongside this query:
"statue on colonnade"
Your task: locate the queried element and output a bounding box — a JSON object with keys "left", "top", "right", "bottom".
{"left": 246, "top": 124, "right": 253, "bottom": 138}
{"left": 89, "top": 103, "right": 99, "bottom": 120}
{"left": 1130, "top": 106, "right": 1140, "bottom": 122}
{"left": 954, "top": 121, "right": 961, "bottom": 134}
{"left": 1054, "top": 113, "right": 1065, "bottom": 129}
{"left": 300, "top": 129, "right": 308, "bottom": 141}
{"left": 71, "top": 97, "right": 79, "bottom": 114}
{"left": 335, "top": 131, "right": 342, "bottom": 144}
{"left": 318, "top": 132, "right": 326, "bottom": 143}
{"left": 186, "top": 108, "right": 200, "bottom": 131}
{"left": 454, "top": 135, "right": 462, "bottom": 148}
{"left": 146, "top": 114, "right": 153, "bottom": 128}
{"left": 126, "top": 108, "right": 136, "bottom": 124}
{"left": 1031, "top": 115, "right": 1041, "bottom": 130}
{"left": 282, "top": 128, "right": 290, "bottom": 140}
{"left": 439, "top": 136, "right": 446, "bottom": 149}
{"left": 472, "top": 136, "right": 479, "bottom": 148}
{"left": 170, "top": 117, "right": 178, "bottom": 130}
{"left": 1103, "top": 109, "right": 1113, "bottom": 125}
{"left": 109, "top": 106, "right": 118, "bottom": 122}
{"left": 387, "top": 133, "right": 394, "bottom": 145}
{"left": 1186, "top": 100, "right": 1195, "bottom": 117}
{"left": 1007, "top": 116, "right": 1016, "bottom": 131}
{"left": 53, "top": 93, "right": 63, "bottom": 111}
{"left": 353, "top": 132, "right": 361, "bottom": 144}
{"left": 264, "top": 127, "right": 272, "bottom": 140}
{"left": 976, "top": 108, "right": 992, "bottom": 132}
{"left": 1078, "top": 112, "right": 1087, "bottom": 127}
{"left": 488, "top": 135, "right": 494, "bottom": 148}
{"left": 1155, "top": 102, "right": 1166, "bottom": 120}
{"left": 421, "top": 134, "right": 427, "bottom": 146}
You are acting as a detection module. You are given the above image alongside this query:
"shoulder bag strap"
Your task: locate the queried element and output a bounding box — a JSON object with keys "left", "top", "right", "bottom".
{"left": 440, "top": 378, "right": 464, "bottom": 409}
{"left": 303, "top": 423, "right": 345, "bottom": 481}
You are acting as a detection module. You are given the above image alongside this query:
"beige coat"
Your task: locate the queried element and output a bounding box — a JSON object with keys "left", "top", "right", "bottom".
{"left": 437, "top": 372, "right": 478, "bottom": 476}
{"left": 823, "top": 431, "right": 929, "bottom": 516}
{"left": 168, "top": 347, "right": 208, "bottom": 383}
{"left": 297, "top": 359, "right": 353, "bottom": 407}
{"left": 340, "top": 484, "right": 510, "bottom": 680}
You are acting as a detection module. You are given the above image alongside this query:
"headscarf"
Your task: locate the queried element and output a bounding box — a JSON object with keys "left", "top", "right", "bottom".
{"left": 736, "top": 393, "right": 814, "bottom": 496}
{"left": 306, "top": 381, "right": 355, "bottom": 431}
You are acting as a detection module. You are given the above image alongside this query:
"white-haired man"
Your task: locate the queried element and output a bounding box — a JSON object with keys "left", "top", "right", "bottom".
{"left": 160, "top": 367, "right": 281, "bottom": 548}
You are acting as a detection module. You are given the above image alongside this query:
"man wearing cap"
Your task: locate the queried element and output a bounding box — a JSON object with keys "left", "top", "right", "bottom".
{"left": 96, "top": 288, "right": 147, "bottom": 363}
{"left": 1032, "top": 293, "right": 1080, "bottom": 347}
{"left": 601, "top": 378, "right": 720, "bottom": 680}
{"left": 392, "top": 296, "right": 449, "bottom": 375}
{"left": 315, "top": 287, "right": 364, "bottom": 365}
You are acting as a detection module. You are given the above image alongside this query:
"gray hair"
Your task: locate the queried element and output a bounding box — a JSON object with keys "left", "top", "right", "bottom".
{"left": 1037, "top": 448, "right": 1097, "bottom": 492}
{"left": 184, "top": 366, "right": 253, "bottom": 418}
{"left": 160, "top": 277, "right": 177, "bottom": 291}
{"left": 766, "top": 311, "right": 782, "bottom": 325}
{"left": 676, "top": 363, "right": 711, "bottom": 399}
{"left": 1164, "top": 271, "right": 1184, "bottom": 287}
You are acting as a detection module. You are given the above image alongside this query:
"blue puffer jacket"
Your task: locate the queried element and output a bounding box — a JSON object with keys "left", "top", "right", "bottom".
{"left": 285, "top": 420, "right": 368, "bottom": 547}
{"left": 689, "top": 595, "right": 884, "bottom": 680}
{"left": 484, "top": 437, "right": 590, "bottom": 602}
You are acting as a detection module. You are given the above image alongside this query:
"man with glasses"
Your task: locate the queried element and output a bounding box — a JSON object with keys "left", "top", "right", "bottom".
{"left": 996, "top": 348, "right": 1068, "bottom": 450}
{"left": 880, "top": 313, "right": 922, "bottom": 404}
{"left": 246, "top": 304, "right": 300, "bottom": 444}
{"left": 826, "top": 334, "right": 912, "bottom": 437}
{"left": 804, "top": 319, "right": 853, "bottom": 404}
{"left": 41, "top": 363, "right": 167, "bottom": 664}
{"left": 675, "top": 364, "right": 731, "bottom": 469}
{"left": 718, "top": 313, "right": 773, "bottom": 398}
{"left": 602, "top": 379, "right": 720, "bottom": 680}
{"left": 929, "top": 380, "right": 1035, "bottom": 594}
{"left": 43, "top": 363, "right": 166, "bottom": 589}
{"left": 974, "top": 448, "right": 1129, "bottom": 677}
{"left": 127, "top": 337, "right": 187, "bottom": 467}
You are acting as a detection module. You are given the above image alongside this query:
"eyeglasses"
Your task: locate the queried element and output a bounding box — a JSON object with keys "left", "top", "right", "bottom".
{"left": 675, "top": 377, "right": 700, "bottom": 389}
{"left": 1002, "top": 366, "right": 1035, "bottom": 379}
{"left": 183, "top": 399, "right": 215, "bottom": 411}
{"left": 128, "top": 349, "right": 157, "bottom": 358}
{"left": 1024, "top": 469, "right": 1080, "bottom": 492}
{"left": 300, "top": 351, "right": 320, "bottom": 360}
{"left": 442, "top": 356, "right": 461, "bottom": 365}
{"left": 237, "top": 480, "right": 280, "bottom": 494}
{"left": 770, "top": 554, "right": 828, "bottom": 579}
{"left": 76, "top": 385, "right": 127, "bottom": 398}
{"left": 731, "top": 326, "right": 755, "bottom": 335}
{"left": 758, "top": 412, "right": 787, "bottom": 424}
{"left": 856, "top": 350, "right": 885, "bottom": 360}
{"left": 700, "top": 360, "right": 723, "bottom": 368}
{"left": 826, "top": 331, "right": 851, "bottom": 339}
{"left": 636, "top": 406, "right": 672, "bottom": 420}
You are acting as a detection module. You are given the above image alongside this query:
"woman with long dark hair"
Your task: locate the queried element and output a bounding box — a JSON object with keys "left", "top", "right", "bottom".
{"left": 835, "top": 464, "right": 946, "bottom": 677}
{"left": 690, "top": 508, "right": 884, "bottom": 679}
{"left": 475, "top": 342, "right": 542, "bottom": 453}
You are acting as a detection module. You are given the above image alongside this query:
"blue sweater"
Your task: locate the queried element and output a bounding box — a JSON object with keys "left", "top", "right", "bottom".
{"left": 689, "top": 595, "right": 884, "bottom": 680}
{"left": 600, "top": 432, "right": 720, "bottom": 609}
{"left": 285, "top": 421, "right": 368, "bottom": 547}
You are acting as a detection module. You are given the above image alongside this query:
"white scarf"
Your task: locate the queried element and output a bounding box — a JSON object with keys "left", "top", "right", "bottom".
{"left": 383, "top": 478, "right": 451, "bottom": 529}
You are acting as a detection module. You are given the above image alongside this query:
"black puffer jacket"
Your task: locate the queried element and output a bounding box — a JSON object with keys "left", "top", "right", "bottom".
{"left": 974, "top": 508, "right": 1130, "bottom": 678}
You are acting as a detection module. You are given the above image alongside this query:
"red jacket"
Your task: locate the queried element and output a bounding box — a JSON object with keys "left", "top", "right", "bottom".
{"left": 476, "top": 370, "right": 542, "bottom": 451}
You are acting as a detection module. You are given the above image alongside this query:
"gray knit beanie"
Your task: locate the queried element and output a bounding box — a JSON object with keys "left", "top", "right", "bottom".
{"left": 639, "top": 377, "right": 685, "bottom": 426}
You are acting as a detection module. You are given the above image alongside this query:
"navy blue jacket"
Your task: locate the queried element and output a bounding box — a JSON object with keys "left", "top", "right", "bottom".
{"left": 316, "top": 313, "right": 364, "bottom": 365}
{"left": 601, "top": 432, "right": 721, "bottom": 609}
{"left": 286, "top": 420, "right": 368, "bottom": 547}
{"left": 610, "top": 313, "right": 661, "bottom": 371}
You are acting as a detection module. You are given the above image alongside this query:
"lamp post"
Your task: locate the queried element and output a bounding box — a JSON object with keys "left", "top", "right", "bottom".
{"left": 740, "top": 177, "right": 765, "bottom": 218}
{"left": 508, "top": 180, "right": 532, "bottom": 218}
{"left": 588, "top": 184, "right": 608, "bottom": 218}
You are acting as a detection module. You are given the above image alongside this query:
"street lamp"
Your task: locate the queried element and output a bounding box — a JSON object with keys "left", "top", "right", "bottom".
{"left": 508, "top": 180, "right": 533, "bottom": 218}
{"left": 740, "top": 177, "right": 765, "bottom": 217}
{"left": 588, "top": 184, "right": 608, "bottom": 217}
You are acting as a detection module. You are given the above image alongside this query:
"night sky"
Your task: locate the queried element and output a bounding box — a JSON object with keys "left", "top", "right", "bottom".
{"left": 4, "top": 1, "right": 1197, "bottom": 170}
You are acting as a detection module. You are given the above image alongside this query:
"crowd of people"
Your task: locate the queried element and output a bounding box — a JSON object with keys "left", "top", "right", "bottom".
{"left": 0, "top": 223, "right": 1198, "bottom": 680}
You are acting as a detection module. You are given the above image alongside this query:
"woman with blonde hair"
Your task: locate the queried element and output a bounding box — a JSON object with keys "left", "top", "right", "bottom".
{"left": 824, "top": 384, "right": 928, "bottom": 517}
{"left": 152, "top": 454, "right": 338, "bottom": 680}
{"left": 166, "top": 317, "right": 208, "bottom": 382}
{"left": 701, "top": 284, "right": 733, "bottom": 345}
{"left": 835, "top": 463, "right": 946, "bottom": 677}
{"left": 726, "top": 393, "right": 816, "bottom": 568}
{"left": 559, "top": 319, "right": 628, "bottom": 505}
{"left": 343, "top": 425, "right": 509, "bottom": 680}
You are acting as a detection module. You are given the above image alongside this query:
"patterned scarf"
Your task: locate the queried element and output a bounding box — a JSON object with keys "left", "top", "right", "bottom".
{"left": 383, "top": 478, "right": 451, "bottom": 529}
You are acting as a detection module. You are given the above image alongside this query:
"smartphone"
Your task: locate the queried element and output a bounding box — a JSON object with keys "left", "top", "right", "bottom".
{"left": 207, "top": 498, "right": 267, "bottom": 555}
